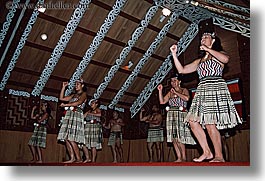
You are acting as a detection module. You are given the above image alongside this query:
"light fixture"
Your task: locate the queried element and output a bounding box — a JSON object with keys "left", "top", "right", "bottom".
{"left": 162, "top": 8, "right": 171, "bottom": 16}
{"left": 41, "top": 33, "right": 48, "bottom": 41}
{"left": 186, "top": 0, "right": 199, "bottom": 6}
{"left": 191, "top": 1, "right": 199, "bottom": 6}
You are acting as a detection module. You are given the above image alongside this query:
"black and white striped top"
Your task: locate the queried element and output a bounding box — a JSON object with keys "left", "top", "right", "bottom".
{"left": 168, "top": 96, "right": 187, "bottom": 108}
{"left": 197, "top": 59, "right": 223, "bottom": 79}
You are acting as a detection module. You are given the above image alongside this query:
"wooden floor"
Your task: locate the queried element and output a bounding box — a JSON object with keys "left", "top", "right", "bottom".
{"left": 0, "top": 162, "right": 250, "bottom": 166}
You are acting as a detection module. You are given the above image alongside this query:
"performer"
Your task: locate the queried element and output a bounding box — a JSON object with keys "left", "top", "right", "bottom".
{"left": 170, "top": 31, "right": 242, "bottom": 162}
{"left": 83, "top": 99, "right": 102, "bottom": 163}
{"left": 157, "top": 75, "right": 196, "bottom": 162}
{"left": 103, "top": 111, "right": 125, "bottom": 163}
{"left": 28, "top": 101, "right": 51, "bottom": 163}
{"left": 140, "top": 105, "right": 163, "bottom": 162}
{"left": 57, "top": 78, "right": 87, "bottom": 163}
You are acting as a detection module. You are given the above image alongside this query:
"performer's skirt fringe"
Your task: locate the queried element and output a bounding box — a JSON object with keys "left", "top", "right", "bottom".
{"left": 185, "top": 76, "right": 242, "bottom": 129}
{"left": 166, "top": 108, "right": 196, "bottom": 145}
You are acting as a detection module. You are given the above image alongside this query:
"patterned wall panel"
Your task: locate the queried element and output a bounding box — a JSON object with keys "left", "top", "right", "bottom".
{"left": 6, "top": 95, "right": 29, "bottom": 129}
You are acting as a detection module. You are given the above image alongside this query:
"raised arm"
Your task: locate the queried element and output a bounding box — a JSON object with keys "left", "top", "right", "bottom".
{"left": 59, "top": 82, "right": 73, "bottom": 102}
{"left": 170, "top": 44, "right": 201, "bottom": 74}
{"left": 157, "top": 84, "right": 170, "bottom": 104}
{"left": 31, "top": 106, "right": 39, "bottom": 119}
{"left": 140, "top": 108, "right": 150, "bottom": 122}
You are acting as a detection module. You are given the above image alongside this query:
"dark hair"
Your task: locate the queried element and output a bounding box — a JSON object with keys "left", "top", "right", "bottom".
{"left": 90, "top": 99, "right": 100, "bottom": 107}
{"left": 211, "top": 36, "right": 223, "bottom": 52}
{"left": 199, "top": 31, "right": 224, "bottom": 58}
{"left": 43, "top": 102, "right": 51, "bottom": 115}
{"left": 82, "top": 85, "right": 87, "bottom": 92}
{"left": 170, "top": 73, "right": 183, "bottom": 81}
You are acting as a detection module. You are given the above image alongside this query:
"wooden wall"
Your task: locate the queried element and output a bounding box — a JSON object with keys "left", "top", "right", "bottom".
{"left": 0, "top": 129, "right": 249, "bottom": 163}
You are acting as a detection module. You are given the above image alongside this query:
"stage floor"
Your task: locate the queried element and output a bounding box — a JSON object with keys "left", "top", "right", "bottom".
{"left": 1, "top": 162, "right": 250, "bottom": 166}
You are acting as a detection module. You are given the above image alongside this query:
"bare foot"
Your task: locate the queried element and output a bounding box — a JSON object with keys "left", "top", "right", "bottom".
{"left": 209, "top": 157, "right": 225, "bottom": 163}
{"left": 74, "top": 159, "right": 83, "bottom": 163}
{"left": 36, "top": 160, "right": 43, "bottom": 163}
{"left": 63, "top": 159, "right": 75, "bottom": 163}
{"left": 83, "top": 159, "right": 92, "bottom": 163}
{"left": 193, "top": 153, "right": 213, "bottom": 162}
{"left": 113, "top": 160, "right": 117, "bottom": 163}
{"left": 174, "top": 159, "right": 182, "bottom": 162}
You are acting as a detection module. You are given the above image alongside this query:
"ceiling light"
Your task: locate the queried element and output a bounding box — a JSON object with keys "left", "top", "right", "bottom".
{"left": 190, "top": 1, "right": 199, "bottom": 6}
{"left": 162, "top": 8, "right": 171, "bottom": 16}
{"left": 41, "top": 33, "right": 47, "bottom": 41}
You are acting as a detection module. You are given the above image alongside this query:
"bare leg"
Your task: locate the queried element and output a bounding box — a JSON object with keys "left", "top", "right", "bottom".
{"left": 63, "top": 140, "right": 75, "bottom": 163}
{"left": 155, "top": 142, "right": 161, "bottom": 162}
{"left": 29, "top": 145, "right": 37, "bottom": 162}
{"left": 147, "top": 142, "right": 153, "bottom": 162}
{"left": 189, "top": 121, "right": 213, "bottom": 162}
{"left": 111, "top": 145, "right": 117, "bottom": 163}
{"left": 116, "top": 140, "right": 124, "bottom": 162}
{"left": 179, "top": 142, "right": 186, "bottom": 161}
{"left": 82, "top": 145, "right": 91, "bottom": 163}
{"left": 91, "top": 147, "right": 97, "bottom": 162}
{"left": 172, "top": 139, "right": 182, "bottom": 162}
{"left": 70, "top": 141, "right": 82, "bottom": 162}
{"left": 206, "top": 125, "right": 225, "bottom": 162}
{"left": 221, "top": 135, "right": 229, "bottom": 161}
{"left": 36, "top": 146, "right": 43, "bottom": 163}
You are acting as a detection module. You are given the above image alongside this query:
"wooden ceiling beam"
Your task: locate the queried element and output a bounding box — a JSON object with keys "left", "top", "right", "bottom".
{"left": 25, "top": 40, "right": 151, "bottom": 80}
{"left": 92, "top": 0, "right": 181, "bottom": 40}
{"left": 13, "top": 66, "right": 139, "bottom": 98}
{"left": 38, "top": 13, "right": 167, "bottom": 62}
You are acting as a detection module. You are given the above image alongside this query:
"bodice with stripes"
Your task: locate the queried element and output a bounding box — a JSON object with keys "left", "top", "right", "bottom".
{"left": 197, "top": 59, "right": 223, "bottom": 79}
{"left": 168, "top": 96, "right": 187, "bottom": 108}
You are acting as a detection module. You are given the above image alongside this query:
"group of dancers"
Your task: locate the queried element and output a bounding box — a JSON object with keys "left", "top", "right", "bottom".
{"left": 28, "top": 31, "right": 242, "bottom": 163}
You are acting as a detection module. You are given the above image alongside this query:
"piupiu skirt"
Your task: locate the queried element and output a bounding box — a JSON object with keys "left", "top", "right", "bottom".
{"left": 147, "top": 127, "right": 164, "bottom": 143}
{"left": 84, "top": 123, "right": 103, "bottom": 150}
{"left": 57, "top": 109, "right": 85, "bottom": 144}
{"left": 28, "top": 125, "right": 47, "bottom": 148}
{"left": 166, "top": 107, "right": 196, "bottom": 145}
{"left": 185, "top": 76, "right": 242, "bottom": 129}
{"left": 107, "top": 131, "right": 123, "bottom": 146}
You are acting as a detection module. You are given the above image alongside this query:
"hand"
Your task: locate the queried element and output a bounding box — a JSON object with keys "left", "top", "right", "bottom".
{"left": 62, "top": 82, "right": 68, "bottom": 87}
{"left": 140, "top": 108, "right": 145, "bottom": 112}
{"left": 60, "top": 103, "right": 66, "bottom": 107}
{"left": 200, "top": 44, "right": 210, "bottom": 51}
{"left": 170, "top": 44, "right": 178, "bottom": 54}
{"left": 32, "top": 106, "right": 37, "bottom": 109}
{"left": 157, "top": 84, "right": 163, "bottom": 91}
